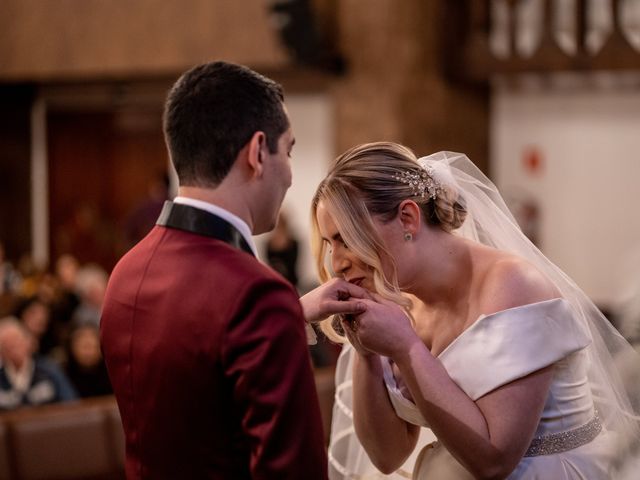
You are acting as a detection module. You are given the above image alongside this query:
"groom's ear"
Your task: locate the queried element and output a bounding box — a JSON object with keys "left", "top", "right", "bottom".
{"left": 246, "top": 131, "right": 267, "bottom": 179}
{"left": 398, "top": 200, "right": 422, "bottom": 235}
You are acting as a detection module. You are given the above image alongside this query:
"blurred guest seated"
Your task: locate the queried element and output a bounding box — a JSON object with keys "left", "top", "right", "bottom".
{"left": 50, "top": 254, "right": 81, "bottom": 325}
{"left": 16, "top": 253, "right": 45, "bottom": 299}
{"left": 65, "top": 324, "right": 112, "bottom": 398}
{"left": 124, "top": 172, "right": 170, "bottom": 248}
{"left": 72, "top": 264, "right": 108, "bottom": 326}
{"left": 266, "top": 212, "right": 299, "bottom": 289}
{"left": 0, "top": 241, "right": 21, "bottom": 298}
{"left": 56, "top": 202, "right": 118, "bottom": 270}
{"left": 0, "top": 317, "right": 77, "bottom": 410}
{"left": 14, "top": 296, "right": 56, "bottom": 357}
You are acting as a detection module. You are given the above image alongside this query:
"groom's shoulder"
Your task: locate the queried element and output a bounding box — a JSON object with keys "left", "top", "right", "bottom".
{"left": 216, "top": 244, "right": 296, "bottom": 291}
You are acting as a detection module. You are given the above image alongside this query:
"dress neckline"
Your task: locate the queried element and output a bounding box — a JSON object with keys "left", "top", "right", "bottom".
{"left": 436, "top": 297, "right": 568, "bottom": 359}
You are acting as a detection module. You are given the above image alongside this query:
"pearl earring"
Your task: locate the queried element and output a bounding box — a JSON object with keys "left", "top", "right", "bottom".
{"left": 404, "top": 232, "right": 413, "bottom": 242}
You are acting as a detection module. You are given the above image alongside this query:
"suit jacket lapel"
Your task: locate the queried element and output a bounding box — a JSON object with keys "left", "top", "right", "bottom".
{"left": 156, "top": 201, "right": 254, "bottom": 256}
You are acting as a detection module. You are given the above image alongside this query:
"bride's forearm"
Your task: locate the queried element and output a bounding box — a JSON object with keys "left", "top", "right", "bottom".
{"left": 352, "top": 353, "right": 418, "bottom": 474}
{"left": 394, "top": 339, "right": 554, "bottom": 479}
{"left": 391, "top": 340, "right": 496, "bottom": 471}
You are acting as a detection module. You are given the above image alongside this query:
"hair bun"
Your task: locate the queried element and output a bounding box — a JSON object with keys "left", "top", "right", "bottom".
{"left": 433, "top": 185, "right": 467, "bottom": 231}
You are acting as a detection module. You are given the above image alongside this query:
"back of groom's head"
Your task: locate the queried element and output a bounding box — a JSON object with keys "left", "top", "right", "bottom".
{"left": 163, "top": 61, "right": 289, "bottom": 188}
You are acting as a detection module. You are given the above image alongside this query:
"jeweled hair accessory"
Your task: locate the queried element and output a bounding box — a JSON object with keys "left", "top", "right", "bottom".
{"left": 393, "top": 166, "right": 441, "bottom": 200}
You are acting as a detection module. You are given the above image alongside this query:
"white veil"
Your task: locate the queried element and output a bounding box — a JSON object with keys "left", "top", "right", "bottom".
{"left": 327, "top": 151, "right": 640, "bottom": 479}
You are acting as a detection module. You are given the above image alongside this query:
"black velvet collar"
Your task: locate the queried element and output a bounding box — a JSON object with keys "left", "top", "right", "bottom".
{"left": 156, "top": 201, "right": 254, "bottom": 256}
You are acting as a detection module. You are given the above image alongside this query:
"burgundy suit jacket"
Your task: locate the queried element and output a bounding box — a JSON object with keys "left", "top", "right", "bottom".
{"left": 100, "top": 202, "right": 328, "bottom": 479}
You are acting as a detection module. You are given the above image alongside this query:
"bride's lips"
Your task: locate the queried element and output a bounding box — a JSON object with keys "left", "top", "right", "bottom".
{"left": 347, "top": 277, "right": 364, "bottom": 287}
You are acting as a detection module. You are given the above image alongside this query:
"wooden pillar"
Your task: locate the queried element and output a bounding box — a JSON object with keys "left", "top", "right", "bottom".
{"left": 0, "top": 86, "right": 33, "bottom": 263}
{"left": 332, "top": 0, "right": 488, "bottom": 170}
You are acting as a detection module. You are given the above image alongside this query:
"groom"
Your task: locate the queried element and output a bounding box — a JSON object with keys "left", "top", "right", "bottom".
{"left": 101, "top": 61, "right": 361, "bottom": 479}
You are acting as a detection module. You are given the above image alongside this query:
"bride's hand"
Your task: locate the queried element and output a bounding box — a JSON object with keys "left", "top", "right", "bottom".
{"left": 341, "top": 316, "right": 374, "bottom": 357}
{"left": 352, "top": 294, "right": 421, "bottom": 359}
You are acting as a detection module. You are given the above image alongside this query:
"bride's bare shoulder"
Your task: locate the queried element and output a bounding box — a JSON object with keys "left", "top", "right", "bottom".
{"left": 476, "top": 253, "right": 560, "bottom": 316}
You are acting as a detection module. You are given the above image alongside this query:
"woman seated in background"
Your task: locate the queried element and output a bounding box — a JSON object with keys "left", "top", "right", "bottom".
{"left": 64, "top": 323, "right": 112, "bottom": 398}
{"left": 14, "top": 296, "right": 56, "bottom": 357}
{"left": 310, "top": 142, "right": 640, "bottom": 479}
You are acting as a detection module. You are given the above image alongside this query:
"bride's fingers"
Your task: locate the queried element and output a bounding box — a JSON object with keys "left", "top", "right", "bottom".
{"left": 317, "top": 300, "right": 366, "bottom": 320}
{"left": 341, "top": 319, "right": 369, "bottom": 354}
{"left": 341, "top": 319, "right": 356, "bottom": 342}
{"left": 356, "top": 297, "right": 396, "bottom": 310}
{"left": 366, "top": 293, "right": 409, "bottom": 313}
{"left": 340, "top": 315, "right": 359, "bottom": 332}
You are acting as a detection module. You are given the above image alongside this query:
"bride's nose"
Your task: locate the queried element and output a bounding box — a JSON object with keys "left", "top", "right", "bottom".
{"left": 331, "top": 250, "right": 350, "bottom": 276}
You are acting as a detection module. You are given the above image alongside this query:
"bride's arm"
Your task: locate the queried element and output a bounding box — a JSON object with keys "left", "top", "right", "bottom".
{"left": 393, "top": 338, "right": 553, "bottom": 479}
{"left": 355, "top": 264, "right": 557, "bottom": 478}
{"left": 351, "top": 351, "right": 420, "bottom": 473}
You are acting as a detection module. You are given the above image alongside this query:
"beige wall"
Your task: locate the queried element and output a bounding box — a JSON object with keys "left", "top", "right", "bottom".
{"left": 492, "top": 74, "right": 640, "bottom": 307}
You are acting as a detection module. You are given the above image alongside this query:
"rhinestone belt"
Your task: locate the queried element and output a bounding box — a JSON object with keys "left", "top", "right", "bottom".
{"left": 524, "top": 412, "right": 602, "bottom": 457}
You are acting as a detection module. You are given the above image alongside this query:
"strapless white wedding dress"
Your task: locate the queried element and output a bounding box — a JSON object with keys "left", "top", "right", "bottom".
{"left": 328, "top": 299, "right": 616, "bottom": 479}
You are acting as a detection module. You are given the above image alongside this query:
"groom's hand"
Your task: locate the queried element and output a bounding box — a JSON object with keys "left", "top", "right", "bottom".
{"left": 300, "top": 278, "right": 369, "bottom": 323}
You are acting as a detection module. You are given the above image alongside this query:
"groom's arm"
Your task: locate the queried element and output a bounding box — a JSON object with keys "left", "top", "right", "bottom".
{"left": 222, "top": 276, "right": 328, "bottom": 480}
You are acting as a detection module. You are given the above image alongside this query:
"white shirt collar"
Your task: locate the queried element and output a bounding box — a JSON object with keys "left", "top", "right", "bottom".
{"left": 6, "top": 358, "right": 34, "bottom": 393}
{"left": 173, "top": 196, "right": 258, "bottom": 257}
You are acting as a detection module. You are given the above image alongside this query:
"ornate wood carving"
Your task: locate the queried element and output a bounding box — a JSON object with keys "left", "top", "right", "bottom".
{"left": 446, "top": 0, "right": 640, "bottom": 82}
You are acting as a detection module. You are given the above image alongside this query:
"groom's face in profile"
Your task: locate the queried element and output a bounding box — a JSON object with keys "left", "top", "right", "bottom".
{"left": 254, "top": 112, "right": 295, "bottom": 234}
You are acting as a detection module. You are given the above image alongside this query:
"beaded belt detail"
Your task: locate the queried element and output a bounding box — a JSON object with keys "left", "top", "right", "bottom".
{"left": 524, "top": 412, "right": 602, "bottom": 457}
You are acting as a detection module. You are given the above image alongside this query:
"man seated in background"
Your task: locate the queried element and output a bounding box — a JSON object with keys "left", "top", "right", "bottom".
{"left": 0, "top": 317, "right": 76, "bottom": 410}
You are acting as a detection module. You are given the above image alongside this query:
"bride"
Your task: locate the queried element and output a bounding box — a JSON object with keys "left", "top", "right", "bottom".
{"left": 307, "top": 142, "right": 640, "bottom": 479}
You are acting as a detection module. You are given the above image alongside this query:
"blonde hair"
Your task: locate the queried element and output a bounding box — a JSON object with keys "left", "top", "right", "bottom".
{"left": 311, "top": 142, "right": 467, "bottom": 342}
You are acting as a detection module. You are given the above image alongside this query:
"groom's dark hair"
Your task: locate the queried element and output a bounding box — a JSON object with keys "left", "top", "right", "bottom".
{"left": 163, "top": 61, "right": 289, "bottom": 187}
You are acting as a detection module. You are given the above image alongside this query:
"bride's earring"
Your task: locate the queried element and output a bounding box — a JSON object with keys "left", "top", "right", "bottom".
{"left": 404, "top": 232, "right": 413, "bottom": 242}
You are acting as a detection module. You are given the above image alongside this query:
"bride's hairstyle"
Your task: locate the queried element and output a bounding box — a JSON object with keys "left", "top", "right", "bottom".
{"left": 321, "top": 144, "right": 640, "bottom": 476}
{"left": 311, "top": 141, "right": 466, "bottom": 342}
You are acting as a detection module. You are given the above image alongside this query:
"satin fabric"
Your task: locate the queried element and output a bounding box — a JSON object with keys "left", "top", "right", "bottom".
{"left": 382, "top": 299, "right": 614, "bottom": 479}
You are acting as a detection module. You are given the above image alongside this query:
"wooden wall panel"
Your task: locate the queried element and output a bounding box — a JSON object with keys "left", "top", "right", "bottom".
{"left": 0, "top": 0, "right": 491, "bottom": 269}
{"left": 47, "top": 109, "right": 167, "bottom": 270}
{"left": 0, "top": 86, "right": 33, "bottom": 262}
{"left": 0, "top": 0, "right": 289, "bottom": 81}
